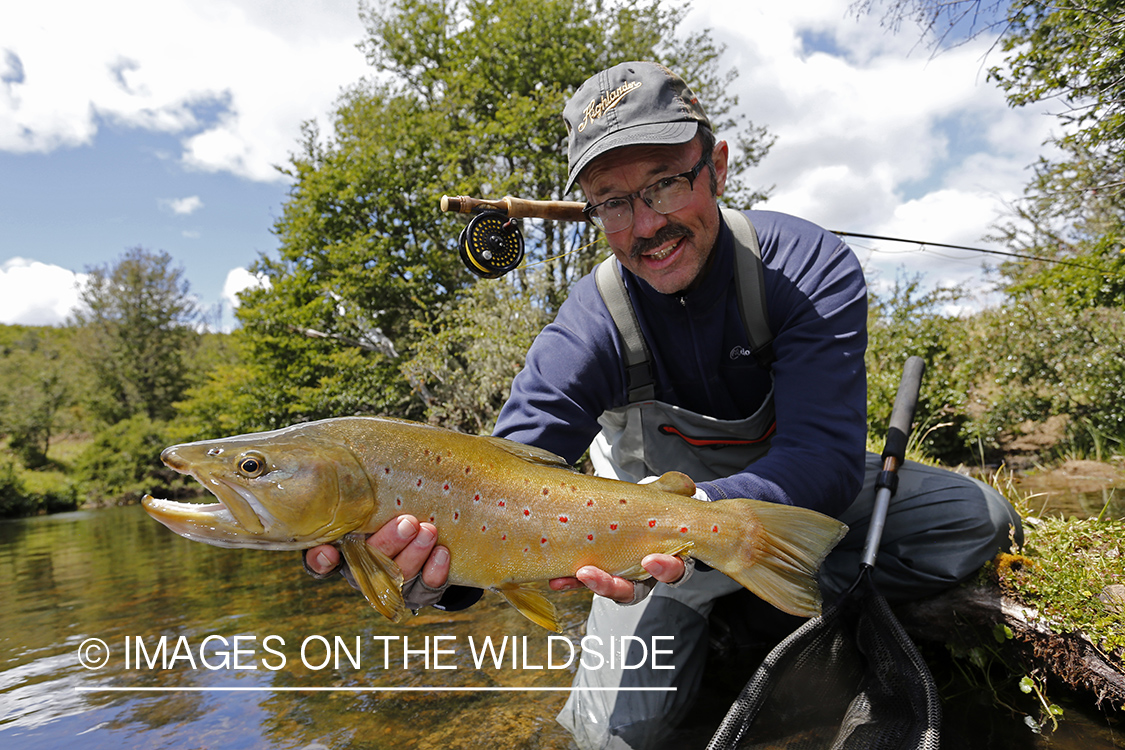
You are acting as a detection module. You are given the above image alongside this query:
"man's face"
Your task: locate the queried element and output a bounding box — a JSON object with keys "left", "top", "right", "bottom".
{"left": 578, "top": 138, "right": 729, "bottom": 295}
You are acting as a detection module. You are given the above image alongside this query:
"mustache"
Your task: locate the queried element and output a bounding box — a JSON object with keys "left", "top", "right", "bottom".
{"left": 630, "top": 223, "right": 693, "bottom": 259}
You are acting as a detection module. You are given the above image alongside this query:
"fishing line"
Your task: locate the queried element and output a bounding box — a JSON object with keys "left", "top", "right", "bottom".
{"left": 75, "top": 686, "right": 677, "bottom": 693}
{"left": 833, "top": 230, "right": 1122, "bottom": 275}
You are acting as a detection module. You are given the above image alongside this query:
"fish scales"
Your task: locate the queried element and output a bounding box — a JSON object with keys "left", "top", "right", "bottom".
{"left": 143, "top": 416, "right": 847, "bottom": 632}
{"left": 349, "top": 423, "right": 722, "bottom": 585}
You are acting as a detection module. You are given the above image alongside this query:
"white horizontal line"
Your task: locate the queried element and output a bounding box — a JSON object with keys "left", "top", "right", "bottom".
{"left": 75, "top": 686, "right": 676, "bottom": 693}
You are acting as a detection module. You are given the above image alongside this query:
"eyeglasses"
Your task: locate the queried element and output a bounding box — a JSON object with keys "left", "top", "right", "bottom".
{"left": 583, "top": 154, "right": 709, "bottom": 234}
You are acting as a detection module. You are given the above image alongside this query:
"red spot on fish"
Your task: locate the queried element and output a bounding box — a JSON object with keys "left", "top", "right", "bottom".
{"left": 501, "top": 534, "right": 507, "bottom": 541}
{"left": 435, "top": 456, "right": 441, "bottom": 464}
{"left": 481, "top": 525, "right": 487, "bottom": 532}
{"left": 713, "top": 525, "right": 720, "bottom": 533}
{"left": 648, "top": 519, "right": 657, "bottom": 528}
{"left": 523, "top": 509, "right": 531, "bottom": 517}
{"left": 680, "top": 527, "right": 688, "bottom": 533}
{"left": 429, "top": 516, "right": 435, "bottom": 523}
{"left": 587, "top": 534, "right": 594, "bottom": 541}
{"left": 619, "top": 499, "right": 627, "bottom": 505}
{"left": 473, "top": 494, "right": 481, "bottom": 503}
{"left": 454, "top": 511, "right": 460, "bottom": 521}
{"left": 443, "top": 483, "right": 450, "bottom": 491}
{"left": 609, "top": 523, "right": 618, "bottom": 531}
{"left": 542, "top": 488, "right": 549, "bottom": 496}
{"left": 465, "top": 466, "right": 472, "bottom": 475}
{"left": 497, "top": 500, "right": 505, "bottom": 507}
{"left": 396, "top": 498, "right": 402, "bottom": 507}
{"left": 558, "top": 516, "right": 568, "bottom": 524}
{"left": 416, "top": 478, "right": 423, "bottom": 487}
{"left": 523, "top": 547, "right": 529, "bottom": 553}
{"left": 383, "top": 467, "right": 390, "bottom": 474}
{"left": 586, "top": 500, "right": 594, "bottom": 507}
{"left": 540, "top": 537, "right": 547, "bottom": 545}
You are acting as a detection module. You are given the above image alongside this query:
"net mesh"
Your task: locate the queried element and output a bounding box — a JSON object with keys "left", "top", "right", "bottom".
{"left": 706, "top": 572, "right": 941, "bottom": 750}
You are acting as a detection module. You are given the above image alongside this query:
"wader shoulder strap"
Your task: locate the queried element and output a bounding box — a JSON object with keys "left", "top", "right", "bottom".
{"left": 594, "top": 209, "right": 774, "bottom": 404}
{"left": 595, "top": 257, "right": 656, "bottom": 402}
{"left": 721, "top": 208, "right": 776, "bottom": 370}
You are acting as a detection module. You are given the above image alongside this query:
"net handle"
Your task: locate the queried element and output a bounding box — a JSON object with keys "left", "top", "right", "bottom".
{"left": 862, "top": 356, "right": 925, "bottom": 569}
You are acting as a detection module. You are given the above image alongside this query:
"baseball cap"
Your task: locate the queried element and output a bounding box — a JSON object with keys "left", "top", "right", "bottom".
{"left": 563, "top": 61, "right": 711, "bottom": 193}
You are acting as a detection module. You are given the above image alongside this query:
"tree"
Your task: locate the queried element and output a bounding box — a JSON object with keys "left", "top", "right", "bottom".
{"left": 0, "top": 327, "right": 77, "bottom": 467}
{"left": 182, "top": 0, "right": 775, "bottom": 434}
{"left": 858, "top": 0, "right": 1125, "bottom": 305}
{"left": 73, "top": 248, "right": 199, "bottom": 424}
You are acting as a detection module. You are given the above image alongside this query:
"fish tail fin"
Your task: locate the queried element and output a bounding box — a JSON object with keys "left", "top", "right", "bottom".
{"left": 339, "top": 532, "right": 408, "bottom": 623}
{"left": 697, "top": 499, "right": 847, "bottom": 618}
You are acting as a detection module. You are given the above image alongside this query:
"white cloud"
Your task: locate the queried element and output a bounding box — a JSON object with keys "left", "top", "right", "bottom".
{"left": 682, "top": 2, "right": 1057, "bottom": 301}
{"left": 0, "top": 0, "right": 372, "bottom": 181}
{"left": 0, "top": 258, "right": 85, "bottom": 326}
{"left": 222, "top": 266, "right": 269, "bottom": 309}
{"left": 161, "top": 195, "right": 204, "bottom": 215}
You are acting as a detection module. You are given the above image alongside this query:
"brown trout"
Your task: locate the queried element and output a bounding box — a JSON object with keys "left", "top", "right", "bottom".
{"left": 142, "top": 416, "right": 847, "bottom": 631}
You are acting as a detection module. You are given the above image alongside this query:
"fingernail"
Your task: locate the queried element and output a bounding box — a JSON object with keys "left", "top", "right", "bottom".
{"left": 413, "top": 525, "right": 435, "bottom": 547}
{"left": 432, "top": 547, "right": 448, "bottom": 566}
{"left": 315, "top": 551, "right": 333, "bottom": 572}
{"left": 397, "top": 517, "right": 417, "bottom": 539}
{"left": 646, "top": 559, "right": 666, "bottom": 578}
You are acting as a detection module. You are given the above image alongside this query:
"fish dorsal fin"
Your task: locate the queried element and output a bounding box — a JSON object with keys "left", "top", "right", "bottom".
{"left": 650, "top": 471, "right": 696, "bottom": 497}
{"left": 339, "top": 532, "right": 407, "bottom": 623}
{"left": 484, "top": 436, "right": 573, "bottom": 469}
{"left": 494, "top": 584, "right": 562, "bottom": 633}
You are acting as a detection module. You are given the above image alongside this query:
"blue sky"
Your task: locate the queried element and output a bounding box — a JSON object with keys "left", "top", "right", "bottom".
{"left": 1, "top": 0, "right": 1056, "bottom": 328}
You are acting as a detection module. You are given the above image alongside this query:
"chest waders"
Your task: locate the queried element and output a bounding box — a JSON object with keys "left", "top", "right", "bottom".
{"left": 559, "top": 210, "right": 784, "bottom": 750}
{"left": 589, "top": 208, "right": 777, "bottom": 485}
{"left": 557, "top": 210, "right": 1023, "bottom": 750}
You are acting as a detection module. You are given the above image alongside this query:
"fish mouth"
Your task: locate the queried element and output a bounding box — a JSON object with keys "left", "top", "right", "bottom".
{"left": 144, "top": 448, "right": 284, "bottom": 547}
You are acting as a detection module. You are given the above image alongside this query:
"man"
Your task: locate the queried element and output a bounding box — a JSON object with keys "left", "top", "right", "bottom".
{"left": 306, "top": 61, "right": 1021, "bottom": 749}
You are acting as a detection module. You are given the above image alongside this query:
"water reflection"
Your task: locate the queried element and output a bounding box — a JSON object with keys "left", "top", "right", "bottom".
{"left": 0, "top": 503, "right": 1120, "bottom": 749}
{"left": 0, "top": 504, "right": 588, "bottom": 749}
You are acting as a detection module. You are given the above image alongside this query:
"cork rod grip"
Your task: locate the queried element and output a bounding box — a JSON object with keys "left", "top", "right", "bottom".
{"left": 440, "top": 195, "right": 588, "bottom": 223}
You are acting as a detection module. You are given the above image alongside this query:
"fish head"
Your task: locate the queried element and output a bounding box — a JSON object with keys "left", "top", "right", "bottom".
{"left": 143, "top": 426, "right": 375, "bottom": 549}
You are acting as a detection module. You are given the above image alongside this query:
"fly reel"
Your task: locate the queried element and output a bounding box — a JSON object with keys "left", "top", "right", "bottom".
{"left": 458, "top": 211, "right": 524, "bottom": 279}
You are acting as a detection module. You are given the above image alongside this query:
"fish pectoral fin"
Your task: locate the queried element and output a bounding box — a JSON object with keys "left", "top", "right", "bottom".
{"left": 650, "top": 471, "right": 696, "bottom": 497}
{"left": 338, "top": 532, "right": 407, "bottom": 623}
{"left": 615, "top": 541, "right": 696, "bottom": 581}
{"left": 494, "top": 584, "right": 562, "bottom": 633}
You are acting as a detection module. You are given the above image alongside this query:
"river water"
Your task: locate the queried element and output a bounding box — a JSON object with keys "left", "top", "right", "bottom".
{"left": 0, "top": 503, "right": 1121, "bottom": 749}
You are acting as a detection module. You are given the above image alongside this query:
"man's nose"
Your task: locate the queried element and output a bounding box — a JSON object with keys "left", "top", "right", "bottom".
{"left": 630, "top": 197, "right": 668, "bottom": 238}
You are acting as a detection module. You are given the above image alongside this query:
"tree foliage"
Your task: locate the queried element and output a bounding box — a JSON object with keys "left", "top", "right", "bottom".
{"left": 180, "top": 0, "right": 774, "bottom": 435}
{"left": 0, "top": 326, "right": 78, "bottom": 467}
{"left": 73, "top": 247, "right": 199, "bottom": 424}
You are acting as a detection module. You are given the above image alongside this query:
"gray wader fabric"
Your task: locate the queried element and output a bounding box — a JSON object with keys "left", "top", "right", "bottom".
{"left": 558, "top": 400, "right": 1023, "bottom": 750}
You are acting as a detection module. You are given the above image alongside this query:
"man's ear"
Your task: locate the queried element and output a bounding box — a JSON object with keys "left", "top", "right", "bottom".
{"left": 712, "top": 139, "right": 730, "bottom": 197}
{"left": 711, "top": 137, "right": 729, "bottom": 196}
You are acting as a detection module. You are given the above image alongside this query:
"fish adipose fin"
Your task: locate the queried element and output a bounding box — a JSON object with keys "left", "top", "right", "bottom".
{"left": 698, "top": 500, "right": 848, "bottom": 618}
{"left": 650, "top": 471, "right": 696, "bottom": 497}
{"left": 494, "top": 584, "right": 562, "bottom": 633}
{"left": 339, "top": 532, "right": 408, "bottom": 623}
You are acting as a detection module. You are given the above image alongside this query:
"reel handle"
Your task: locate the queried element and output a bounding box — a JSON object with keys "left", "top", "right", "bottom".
{"left": 441, "top": 195, "right": 588, "bottom": 223}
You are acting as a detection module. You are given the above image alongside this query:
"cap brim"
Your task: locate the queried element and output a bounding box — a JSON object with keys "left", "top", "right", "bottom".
{"left": 565, "top": 121, "right": 699, "bottom": 194}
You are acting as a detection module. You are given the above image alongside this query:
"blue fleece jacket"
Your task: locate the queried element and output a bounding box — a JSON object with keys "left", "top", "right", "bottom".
{"left": 492, "top": 209, "right": 868, "bottom": 518}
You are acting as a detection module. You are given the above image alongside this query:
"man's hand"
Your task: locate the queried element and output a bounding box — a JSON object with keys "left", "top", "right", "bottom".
{"left": 304, "top": 515, "right": 450, "bottom": 590}
{"left": 547, "top": 554, "right": 687, "bottom": 603}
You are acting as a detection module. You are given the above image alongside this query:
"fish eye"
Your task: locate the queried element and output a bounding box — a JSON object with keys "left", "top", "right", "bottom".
{"left": 237, "top": 452, "right": 267, "bottom": 478}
